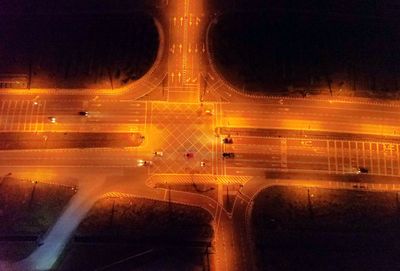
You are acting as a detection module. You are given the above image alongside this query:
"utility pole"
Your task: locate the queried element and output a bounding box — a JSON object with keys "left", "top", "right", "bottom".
{"left": 0, "top": 172, "right": 11, "bottom": 189}
{"left": 226, "top": 185, "right": 229, "bottom": 209}
{"left": 110, "top": 199, "right": 116, "bottom": 229}
{"left": 307, "top": 188, "right": 314, "bottom": 220}
{"left": 107, "top": 68, "right": 114, "bottom": 90}
{"left": 204, "top": 242, "right": 211, "bottom": 271}
{"left": 29, "top": 180, "right": 38, "bottom": 208}
{"left": 168, "top": 184, "right": 172, "bottom": 215}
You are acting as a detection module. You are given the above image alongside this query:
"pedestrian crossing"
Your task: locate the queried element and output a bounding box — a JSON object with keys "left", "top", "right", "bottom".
{"left": 226, "top": 136, "right": 400, "bottom": 177}
{"left": 146, "top": 174, "right": 251, "bottom": 186}
{"left": 0, "top": 100, "right": 46, "bottom": 132}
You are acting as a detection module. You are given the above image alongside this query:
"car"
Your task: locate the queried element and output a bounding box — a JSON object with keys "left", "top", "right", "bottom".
{"left": 154, "top": 151, "right": 163, "bottom": 157}
{"left": 223, "top": 137, "right": 233, "bottom": 144}
{"left": 357, "top": 167, "right": 368, "bottom": 174}
{"left": 137, "top": 160, "right": 153, "bottom": 167}
{"left": 205, "top": 109, "right": 213, "bottom": 115}
{"left": 200, "top": 161, "right": 206, "bottom": 167}
{"left": 48, "top": 116, "right": 56, "bottom": 123}
{"left": 185, "top": 152, "right": 194, "bottom": 159}
{"left": 78, "top": 111, "right": 89, "bottom": 116}
{"left": 222, "top": 152, "right": 234, "bottom": 158}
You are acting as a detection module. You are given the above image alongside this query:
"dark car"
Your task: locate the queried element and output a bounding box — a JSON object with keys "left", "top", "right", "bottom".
{"left": 222, "top": 152, "right": 235, "bottom": 158}
{"left": 78, "top": 111, "right": 89, "bottom": 116}
{"left": 358, "top": 167, "right": 368, "bottom": 174}
{"left": 223, "top": 137, "right": 233, "bottom": 144}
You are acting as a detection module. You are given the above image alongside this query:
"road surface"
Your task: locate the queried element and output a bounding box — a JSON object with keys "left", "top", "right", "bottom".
{"left": 1, "top": 0, "right": 400, "bottom": 270}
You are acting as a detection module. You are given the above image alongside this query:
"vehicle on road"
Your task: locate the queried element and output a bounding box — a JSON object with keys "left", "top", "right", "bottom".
{"left": 223, "top": 137, "right": 233, "bottom": 144}
{"left": 137, "top": 160, "right": 153, "bottom": 167}
{"left": 357, "top": 167, "right": 368, "bottom": 174}
{"left": 78, "top": 111, "right": 89, "bottom": 116}
{"left": 185, "top": 152, "right": 194, "bottom": 159}
{"left": 222, "top": 152, "right": 235, "bottom": 158}
{"left": 48, "top": 116, "right": 56, "bottom": 123}
{"left": 154, "top": 151, "right": 163, "bottom": 157}
{"left": 205, "top": 109, "right": 213, "bottom": 115}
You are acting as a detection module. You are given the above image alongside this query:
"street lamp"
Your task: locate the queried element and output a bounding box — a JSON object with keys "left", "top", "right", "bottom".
{"left": 0, "top": 172, "right": 12, "bottom": 188}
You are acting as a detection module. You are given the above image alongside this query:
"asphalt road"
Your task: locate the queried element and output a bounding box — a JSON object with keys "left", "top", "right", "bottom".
{"left": 2, "top": 0, "right": 400, "bottom": 270}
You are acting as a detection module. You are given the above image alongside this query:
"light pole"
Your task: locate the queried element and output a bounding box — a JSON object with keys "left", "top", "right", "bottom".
{"left": 29, "top": 180, "right": 38, "bottom": 208}
{"left": 0, "top": 172, "right": 11, "bottom": 189}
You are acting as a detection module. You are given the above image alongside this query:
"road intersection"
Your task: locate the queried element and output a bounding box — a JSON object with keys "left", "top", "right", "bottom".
{"left": 2, "top": 0, "right": 400, "bottom": 270}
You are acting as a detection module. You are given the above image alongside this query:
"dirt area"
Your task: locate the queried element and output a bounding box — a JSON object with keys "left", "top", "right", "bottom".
{"left": 209, "top": 9, "right": 400, "bottom": 98}
{"left": 0, "top": 11, "right": 158, "bottom": 89}
{"left": 0, "top": 177, "right": 76, "bottom": 235}
{"left": 252, "top": 186, "right": 400, "bottom": 271}
{"left": 58, "top": 244, "right": 209, "bottom": 271}
{"left": 57, "top": 197, "right": 213, "bottom": 270}
{"left": 0, "top": 242, "right": 36, "bottom": 262}
{"left": 0, "top": 177, "right": 76, "bottom": 261}
{"left": 0, "top": 132, "right": 143, "bottom": 150}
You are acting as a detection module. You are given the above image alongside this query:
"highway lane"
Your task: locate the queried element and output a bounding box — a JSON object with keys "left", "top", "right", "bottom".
{"left": 2, "top": 94, "right": 400, "bottom": 137}
{"left": 221, "top": 102, "right": 400, "bottom": 136}
{"left": 3, "top": 96, "right": 394, "bottom": 179}
{"left": 221, "top": 135, "right": 400, "bottom": 177}
{"left": 0, "top": 98, "right": 148, "bottom": 132}
{"left": 166, "top": 0, "right": 205, "bottom": 101}
{"left": 0, "top": 148, "right": 153, "bottom": 167}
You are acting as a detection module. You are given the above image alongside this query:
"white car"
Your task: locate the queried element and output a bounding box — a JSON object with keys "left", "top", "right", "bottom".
{"left": 137, "top": 160, "right": 153, "bottom": 167}
{"left": 205, "top": 109, "right": 213, "bottom": 115}
{"left": 48, "top": 116, "right": 56, "bottom": 123}
{"left": 154, "top": 151, "right": 163, "bottom": 157}
{"left": 200, "top": 161, "right": 206, "bottom": 167}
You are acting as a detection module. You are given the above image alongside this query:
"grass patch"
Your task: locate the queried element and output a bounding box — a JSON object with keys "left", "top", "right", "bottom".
{"left": 252, "top": 186, "right": 400, "bottom": 271}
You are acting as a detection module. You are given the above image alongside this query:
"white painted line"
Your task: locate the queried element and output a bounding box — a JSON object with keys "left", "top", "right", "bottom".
{"left": 16, "top": 100, "right": 25, "bottom": 131}
{"left": 0, "top": 100, "right": 5, "bottom": 128}
{"left": 23, "top": 100, "right": 30, "bottom": 131}
{"left": 369, "top": 143, "right": 373, "bottom": 173}
{"left": 362, "top": 142, "right": 366, "bottom": 167}
{"left": 29, "top": 100, "right": 36, "bottom": 131}
{"left": 382, "top": 144, "right": 387, "bottom": 176}
{"left": 391, "top": 146, "right": 394, "bottom": 176}
{"left": 334, "top": 140, "right": 338, "bottom": 173}
{"left": 341, "top": 141, "right": 345, "bottom": 173}
{"left": 376, "top": 143, "right": 381, "bottom": 175}
{"left": 327, "top": 140, "right": 331, "bottom": 173}
{"left": 397, "top": 144, "right": 400, "bottom": 176}
{"left": 3, "top": 100, "right": 12, "bottom": 130}
{"left": 9, "top": 100, "right": 18, "bottom": 130}
{"left": 348, "top": 141, "right": 352, "bottom": 171}
{"left": 40, "top": 100, "right": 46, "bottom": 132}
{"left": 355, "top": 142, "right": 359, "bottom": 168}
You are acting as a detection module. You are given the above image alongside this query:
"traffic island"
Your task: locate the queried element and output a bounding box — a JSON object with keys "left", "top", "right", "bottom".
{"left": 0, "top": 132, "right": 144, "bottom": 150}
{"left": 251, "top": 186, "right": 400, "bottom": 271}
{"left": 57, "top": 197, "right": 213, "bottom": 271}
{"left": 0, "top": 177, "right": 76, "bottom": 262}
{"left": 154, "top": 183, "right": 218, "bottom": 201}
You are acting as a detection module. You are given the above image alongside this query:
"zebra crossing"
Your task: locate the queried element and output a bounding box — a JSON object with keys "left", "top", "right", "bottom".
{"left": 0, "top": 99, "right": 46, "bottom": 132}
{"left": 146, "top": 174, "right": 252, "bottom": 186}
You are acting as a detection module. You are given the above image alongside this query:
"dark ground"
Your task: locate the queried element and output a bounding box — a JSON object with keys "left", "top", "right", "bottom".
{"left": 210, "top": 2, "right": 400, "bottom": 97}
{"left": 251, "top": 186, "right": 400, "bottom": 271}
{"left": 0, "top": 10, "right": 159, "bottom": 89}
{"left": 0, "top": 177, "right": 76, "bottom": 261}
{"left": 57, "top": 197, "right": 213, "bottom": 270}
